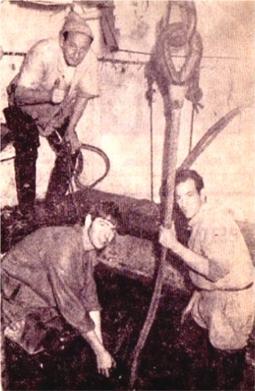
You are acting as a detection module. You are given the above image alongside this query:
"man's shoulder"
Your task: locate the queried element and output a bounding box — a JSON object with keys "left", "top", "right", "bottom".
{"left": 40, "top": 224, "right": 81, "bottom": 237}
{"left": 27, "top": 38, "right": 60, "bottom": 59}
{"left": 196, "top": 205, "right": 240, "bottom": 237}
{"left": 204, "top": 205, "right": 235, "bottom": 222}
{"left": 39, "top": 225, "right": 84, "bottom": 260}
{"left": 24, "top": 225, "right": 81, "bottom": 244}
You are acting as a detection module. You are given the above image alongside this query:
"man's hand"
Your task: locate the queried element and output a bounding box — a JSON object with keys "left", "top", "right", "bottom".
{"left": 159, "top": 225, "right": 179, "bottom": 252}
{"left": 51, "top": 87, "right": 66, "bottom": 104}
{"left": 51, "top": 78, "right": 69, "bottom": 104}
{"left": 84, "top": 329, "right": 116, "bottom": 378}
{"left": 96, "top": 349, "right": 116, "bottom": 378}
{"left": 181, "top": 290, "right": 199, "bottom": 324}
{"left": 65, "top": 130, "right": 81, "bottom": 153}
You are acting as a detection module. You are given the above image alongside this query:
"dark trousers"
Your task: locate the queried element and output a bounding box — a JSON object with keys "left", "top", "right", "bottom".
{"left": 4, "top": 106, "right": 78, "bottom": 213}
{"left": 178, "top": 315, "right": 246, "bottom": 390}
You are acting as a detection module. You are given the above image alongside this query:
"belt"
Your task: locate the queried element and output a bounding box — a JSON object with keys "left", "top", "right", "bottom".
{"left": 197, "top": 282, "right": 253, "bottom": 292}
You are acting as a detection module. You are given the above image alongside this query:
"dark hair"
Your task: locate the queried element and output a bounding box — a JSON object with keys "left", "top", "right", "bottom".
{"left": 80, "top": 201, "right": 122, "bottom": 231}
{"left": 175, "top": 169, "right": 204, "bottom": 194}
{"left": 90, "top": 201, "right": 121, "bottom": 223}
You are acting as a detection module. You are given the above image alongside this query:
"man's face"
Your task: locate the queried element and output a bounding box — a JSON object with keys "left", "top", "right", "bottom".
{"left": 175, "top": 178, "right": 203, "bottom": 220}
{"left": 60, "top": 31, "right": 91, "bottom": 67}
{"left": 88, "top": 217, "right": 116, "bottom": 250}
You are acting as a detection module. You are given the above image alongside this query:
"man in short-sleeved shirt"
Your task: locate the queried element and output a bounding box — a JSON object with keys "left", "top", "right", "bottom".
{"left": 4, "top": 11, "right": 99, "bottom": 213}
{"left": 159, "top": 169, "right": 254, "bottom": 389}
{"left": 2, "top": 201, "right": 120, "bottom": 378}
{"left": 188, "top": 204, "right": 254, "bottom": 350}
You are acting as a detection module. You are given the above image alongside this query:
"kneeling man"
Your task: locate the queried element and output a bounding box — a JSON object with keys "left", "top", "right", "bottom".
{"left": 159, "top": 169, "right": 254, "bottom": 389}
{"left": 2, "top": 201, "right": 120, "bottom": 378}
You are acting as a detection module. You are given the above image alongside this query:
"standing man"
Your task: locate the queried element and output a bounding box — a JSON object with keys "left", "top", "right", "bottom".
{"left": 159, "top": 169, "right": 254, "bottom": 389}
{"left": 4, "top": 11, "right": 98, "bottom": 214}
{"left": 2, "top": 201, "right": 120, "bottom": 378}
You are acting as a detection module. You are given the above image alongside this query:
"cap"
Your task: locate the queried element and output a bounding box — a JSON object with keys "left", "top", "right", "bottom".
{"left": 61, "top": 11, "right": 94, "bottom": 41}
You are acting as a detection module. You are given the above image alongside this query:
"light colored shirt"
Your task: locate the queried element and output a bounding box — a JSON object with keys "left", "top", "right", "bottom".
{"left": 188, "top": 204, "right": 253, "bottom": 290}
{"left": 17, "top": 37, "right": 99, "bottom": 97}
{"left": 11, "top": 38, "right": 99, "bottom": 133}
{"left": 187, "top": 204, "right": 254, "bottom": 350}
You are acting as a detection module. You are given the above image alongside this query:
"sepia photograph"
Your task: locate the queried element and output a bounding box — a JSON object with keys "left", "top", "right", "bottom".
{"left": 0, "top": 0, "right": 254, "bottom": 389}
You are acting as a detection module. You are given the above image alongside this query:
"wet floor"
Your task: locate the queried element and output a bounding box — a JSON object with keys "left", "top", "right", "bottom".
{"left": 4, "top": 263, "right": 255, "bottom": 390}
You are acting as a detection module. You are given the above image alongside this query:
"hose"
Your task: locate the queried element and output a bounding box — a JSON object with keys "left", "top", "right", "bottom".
{"left": 130, "top": 2, "right": 202, "bottom": 387}
{"left": 73, "top": 143, "right": 111, "bottom": 190}
{"left": 129, "top": 101, "right": 183, "bottom": 389}
{"left": 0, "top": 143, "right": 110, "bottom": 190}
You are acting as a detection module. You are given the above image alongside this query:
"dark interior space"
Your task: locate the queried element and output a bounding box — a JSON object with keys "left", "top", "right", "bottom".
{"left": 4, "top": 263, "right": 254, "bottom": 390}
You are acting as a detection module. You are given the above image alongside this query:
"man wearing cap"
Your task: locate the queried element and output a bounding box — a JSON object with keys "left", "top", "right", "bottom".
{"left": 2, "top": 201, "right": 120, "bottom": 378}
{"left": 4, "top": 11, "right": 98, "bottom": 214}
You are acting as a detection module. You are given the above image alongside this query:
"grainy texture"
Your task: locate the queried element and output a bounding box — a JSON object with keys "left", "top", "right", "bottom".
{"left": 4, "top": 264, "right": 255, "bottom": 390}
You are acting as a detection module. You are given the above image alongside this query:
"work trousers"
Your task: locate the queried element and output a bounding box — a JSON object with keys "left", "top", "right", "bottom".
{"left": 177, "top": 315, "right": 246, "bottom": 390}
{"left": 4, "top": 106, "right": 78, "bottom": 213}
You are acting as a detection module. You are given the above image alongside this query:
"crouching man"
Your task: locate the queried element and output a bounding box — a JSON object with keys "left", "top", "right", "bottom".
{"left": 2, "top": 201, "right": 120, "bottom": 378}
{"left": 159, "top": 169, "right": 254, "bottom": 390}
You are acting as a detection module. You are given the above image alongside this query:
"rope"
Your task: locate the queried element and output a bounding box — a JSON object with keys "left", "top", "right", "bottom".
{"left": 189, "top": 104, "right": 195, "bottom": 152}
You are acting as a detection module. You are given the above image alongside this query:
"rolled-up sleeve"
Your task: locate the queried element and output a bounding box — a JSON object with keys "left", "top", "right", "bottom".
{"left": 80, "top": 253, "right": 101, "bottom": 312}
{"left": 47, "top": 246, "right": 96, "bottom": 335}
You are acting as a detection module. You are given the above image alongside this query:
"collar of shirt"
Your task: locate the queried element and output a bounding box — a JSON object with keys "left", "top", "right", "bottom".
{"left": 188, "top": 202, "right": 208, "bottom": 230}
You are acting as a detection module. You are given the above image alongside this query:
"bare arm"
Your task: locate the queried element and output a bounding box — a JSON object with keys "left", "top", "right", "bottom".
{"left": 171, "top": 238, "right": 210, "bottom": 277}
{"left": 159, "top": 224, "right": 230, "bottom": 282}
{"left": 47, "top": 247, "right": 115, "bottom": 377}
{"left": 65, "top": 94, "right": 96, "bottom": 152}
{"left": 159, "top": 226, "right": 210, "bottom": 278}
{"left": 89, "top": 310, "right": 103, "bottom": 343}
{"left": 83, "top": 329, "right": 115, "bottom": 377}
{"left": 66, "top": 96, "right": 90, "bottom": 135}
{"left": 14, "top": 85, "right": 52, "bottom": 105}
